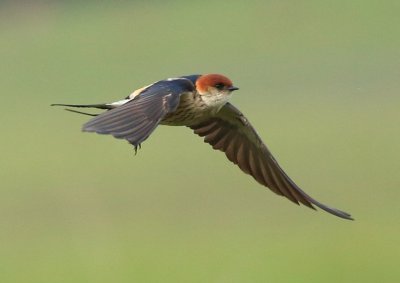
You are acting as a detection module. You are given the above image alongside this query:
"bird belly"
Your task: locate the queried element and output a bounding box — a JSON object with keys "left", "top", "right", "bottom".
{"left": 161, "top": 93, "right": 210, "bottom": 126}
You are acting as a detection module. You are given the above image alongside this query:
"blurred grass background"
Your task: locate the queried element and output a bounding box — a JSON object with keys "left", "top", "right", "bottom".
{"left": 1, "top": 1, "right": 399, "bottom": 282}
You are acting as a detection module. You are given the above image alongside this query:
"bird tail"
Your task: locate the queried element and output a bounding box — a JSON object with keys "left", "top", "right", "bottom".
{"left": 51, "top": 103, "right": 113, "bottom": 109}
{"left": 51, "top": 103, "right": 113, "bottom": 117}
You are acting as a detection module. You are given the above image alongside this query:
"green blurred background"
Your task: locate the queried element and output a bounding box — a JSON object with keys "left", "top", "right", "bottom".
{"left": 1, "top": 1, "right": 399, "bottom": 282}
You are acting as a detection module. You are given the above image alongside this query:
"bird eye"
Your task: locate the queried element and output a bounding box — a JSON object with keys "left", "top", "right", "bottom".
{"left": 214, "top": 83, "right": 225, "bottom": 90}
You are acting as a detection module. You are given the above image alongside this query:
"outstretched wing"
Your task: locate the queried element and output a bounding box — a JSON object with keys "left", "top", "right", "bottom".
{"left": 189, "top": 103, "right": 352, "bottom": 220}
{"left": 83, "top": 78, "right": 195, "bottom": 148}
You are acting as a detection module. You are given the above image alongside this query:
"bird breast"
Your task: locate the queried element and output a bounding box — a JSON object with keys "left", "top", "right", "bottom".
{"left": 161, "top": 92, "right": 217, "bottom": 126}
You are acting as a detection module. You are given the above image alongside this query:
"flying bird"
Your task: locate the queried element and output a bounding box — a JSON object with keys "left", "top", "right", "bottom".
{"left": 52, "top": 74, "right": 352, "bottom": 220}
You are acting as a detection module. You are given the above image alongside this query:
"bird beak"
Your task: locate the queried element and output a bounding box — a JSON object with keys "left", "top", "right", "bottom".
{"left": 228, "top": 86, "right": 239, "bottom": 92}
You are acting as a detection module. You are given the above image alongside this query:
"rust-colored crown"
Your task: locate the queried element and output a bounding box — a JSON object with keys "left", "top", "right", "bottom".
{"left": 196, "top": 74, "right": 233, "bottom": 94}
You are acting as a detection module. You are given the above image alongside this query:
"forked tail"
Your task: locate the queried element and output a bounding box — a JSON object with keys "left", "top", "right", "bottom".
{"left": 51, "top": 103, "right": 113, "bottom": 116}
{"left": 51, "top": 103, "right": 113, "bottom": 109}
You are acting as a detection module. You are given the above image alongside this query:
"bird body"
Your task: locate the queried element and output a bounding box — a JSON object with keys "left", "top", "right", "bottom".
{"left": 161, "top": 92, "right": 208, "bottom": 126}
{"left": 52, "top": 73, "right": 353, "bottom": 220}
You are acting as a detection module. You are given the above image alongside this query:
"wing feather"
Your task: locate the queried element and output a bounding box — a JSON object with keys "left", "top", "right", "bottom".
{"left": 83, "top": 78, "right": 195, "bottom": 147}
{"left": 190, "top": 103, "right": 352, "bottom": 220}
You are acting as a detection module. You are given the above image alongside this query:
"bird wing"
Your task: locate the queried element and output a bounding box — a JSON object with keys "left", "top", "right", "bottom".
{"left": 83, "top": 78, "right": 195, "bottom": 149}
{"left": 189, "top": 103, "right": 352, "bottom": 220}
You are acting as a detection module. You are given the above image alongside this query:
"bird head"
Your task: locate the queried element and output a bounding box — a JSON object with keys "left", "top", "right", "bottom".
{"left": 195, "top": 74, "right": 239, "bottom": 107}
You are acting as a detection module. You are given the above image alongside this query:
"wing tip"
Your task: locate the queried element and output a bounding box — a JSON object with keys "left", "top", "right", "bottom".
{"left": 82, "top": 124, "right": 95, "bottom": 132}
{"left": 82, "top": 126, "right": 109, "bottom": 135}
{"left": 309, "top": 200, "right": 354, "bottom": 220}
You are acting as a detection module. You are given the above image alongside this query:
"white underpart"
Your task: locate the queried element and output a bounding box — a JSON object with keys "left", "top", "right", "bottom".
{"left": 201, "top": 92, "right": 232, "bottom": 110}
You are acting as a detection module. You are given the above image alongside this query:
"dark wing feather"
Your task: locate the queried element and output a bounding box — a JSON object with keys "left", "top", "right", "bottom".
{"left": 190, "top": 103, "right": 352, "bottom": 220}
{"left": 83, "top": 78, "right": 195, "bottom": 147}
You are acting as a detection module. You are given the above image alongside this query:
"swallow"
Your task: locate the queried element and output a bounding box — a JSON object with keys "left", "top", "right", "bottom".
{"left": 52, "top": 74, "right": 353, "bottom": 220}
